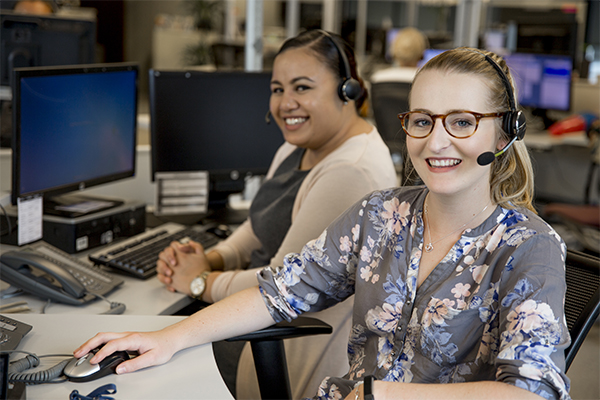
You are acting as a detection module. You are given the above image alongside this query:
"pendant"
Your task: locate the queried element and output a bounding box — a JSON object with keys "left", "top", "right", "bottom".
{"left": 425, "top": 243, "right": 434, "bottom": 253}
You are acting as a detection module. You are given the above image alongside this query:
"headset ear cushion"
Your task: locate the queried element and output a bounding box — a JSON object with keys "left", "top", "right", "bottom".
{"left": 339, "top": 78, "right": 362, "bottom": 102}
{"left": 514, "top": 110, "right": 527, "bottom": 140}
{"left": 502, "top": 112, "right": 514, "bottom": 137}
{"left": 503, "top": 110, "right": 527, "bottom": 140}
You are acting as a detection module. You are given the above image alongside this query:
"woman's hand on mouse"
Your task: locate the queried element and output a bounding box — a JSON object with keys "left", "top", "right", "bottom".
{"left": 156, "top": 240, "right": 209, "bottom": 295}
{"left": 73, "top": 329, "right": 181, "bottom": 375}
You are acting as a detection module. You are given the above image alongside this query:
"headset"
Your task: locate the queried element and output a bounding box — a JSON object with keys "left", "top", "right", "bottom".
{"left": 317, "top": 30, "right": 363, "bottom": 103}
{"left": 474, "top": 50, "right": 527, "bottom": 166}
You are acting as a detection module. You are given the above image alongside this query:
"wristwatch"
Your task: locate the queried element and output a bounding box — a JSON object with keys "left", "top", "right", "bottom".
{"left": 190, "top": 271, "right": 211, "bottom": 299}
{"left": 364, "top": 375, "right": 376, "bottom": 400}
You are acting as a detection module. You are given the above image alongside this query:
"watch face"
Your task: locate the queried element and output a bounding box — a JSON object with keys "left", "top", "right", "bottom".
{"left": 191, "top": 276, "right": 206, "bottom": 297}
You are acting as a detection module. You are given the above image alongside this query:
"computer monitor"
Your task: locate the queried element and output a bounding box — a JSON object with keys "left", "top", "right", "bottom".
{"left": 149, "top": 70, "right": 284, "bottom": 208}
{"left": 417, "top": 48, "right": 446, "bottom": 68}
{"left": 384, "top": 28, "right": 400, "bottom": 62}
{"left": 1, "top": 10, "right": 96, "bottom": 87}
{"left": 504, "top": 53, "right": 573, "bottom": 111}
{"left": 11, "top": 63, "right": 138, "bottom": 216}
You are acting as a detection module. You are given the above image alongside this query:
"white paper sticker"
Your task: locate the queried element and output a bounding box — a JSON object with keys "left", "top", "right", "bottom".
{"left": 17, "top": 196, "right": 43, "bottom": 245}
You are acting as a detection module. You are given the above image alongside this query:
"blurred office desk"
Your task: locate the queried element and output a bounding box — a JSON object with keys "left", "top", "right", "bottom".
{"left": 0, "top": 269, "right": 194, "bottom": 316}
{"left": 524, "top": 130, "right": 597, "bottom": 205}
{"left": 11, "top": 314, "right": 234, "bottom": 400}
{"left": 523, "top": 129, "right": 588, "bottom": 150}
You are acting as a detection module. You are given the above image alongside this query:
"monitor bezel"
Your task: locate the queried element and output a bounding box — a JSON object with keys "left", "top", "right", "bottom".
{"left": 148, "top": 69, "right": 283, "bottom": 182}
{"left": 11, "top": 62, "right": 139, "bottom": 205}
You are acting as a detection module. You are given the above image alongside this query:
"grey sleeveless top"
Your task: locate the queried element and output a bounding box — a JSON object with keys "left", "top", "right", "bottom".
{"left": 248, "top": 147, "right": 309, "bottom": 269}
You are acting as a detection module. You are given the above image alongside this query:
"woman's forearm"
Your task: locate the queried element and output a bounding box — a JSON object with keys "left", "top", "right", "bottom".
{"left": 207, "top": 250, "right": 225, "bottom": 271}
{"left": 169, "top": 286, "right": 275, "bottom": 349}
{"left": 369, "top": 380, "right": 543, "bottom": 400}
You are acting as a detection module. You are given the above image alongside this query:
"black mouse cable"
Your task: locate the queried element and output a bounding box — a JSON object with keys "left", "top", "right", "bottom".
{"left": 2, "top": 350, "right": 72, "bottom": 384}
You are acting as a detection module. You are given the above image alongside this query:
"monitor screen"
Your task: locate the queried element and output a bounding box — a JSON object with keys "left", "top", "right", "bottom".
{"left": 504, "top": 53, "right": 572, "bottom": 111}
{"left": 417, "top": 48, "right": 446, "bottom": 68}
{"left": 1, "top": 11, "right": 96, "bottom": 87}
{"left": 149, "top": 70, "right": 284, "bottom": 204}
{"left": 385, "top": 28, "right": 400, "bottom": 62}
{"left": 11, "top": 63, "right": 138, "bottom": 207}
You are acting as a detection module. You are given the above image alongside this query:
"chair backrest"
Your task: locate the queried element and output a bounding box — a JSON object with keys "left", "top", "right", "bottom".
{"left": 369, "top": 80, "right": 414, "bottom": 184}
{"left": 564, "top": 249, "right": 600, "bottom": 371}
{"left": 369, "top": 81, "right": 411, "bottom": 149}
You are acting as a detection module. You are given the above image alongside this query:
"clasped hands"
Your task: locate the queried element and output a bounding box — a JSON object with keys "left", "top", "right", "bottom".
{"left": 156, "top": 240, "right": 210, "bottom": 297}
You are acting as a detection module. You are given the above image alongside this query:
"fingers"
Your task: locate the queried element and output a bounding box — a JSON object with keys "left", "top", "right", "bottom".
{"left": 96, "top": 331, "right": 175, "bottom": 375}
{"left": 158, "top": 245, "right": 177, "bottom": 268}
{"left": 114, "top": 352, "right": 154, "bottom": 374}
{"left": 156, "top": 259, "right": 172, "bottom": 282}
{"left": 74, "top": 332, "right": 169, "bottom": 375}
{"left": 186, "top": 240, "right": 204, "bottom": 254}
{"left": 73, "top": 331, "right": 130, "bottom": 359}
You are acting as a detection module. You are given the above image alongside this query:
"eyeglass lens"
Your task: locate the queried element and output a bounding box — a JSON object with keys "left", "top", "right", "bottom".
{"left": 404, "top": 112, "right": 478, "bottom": 138}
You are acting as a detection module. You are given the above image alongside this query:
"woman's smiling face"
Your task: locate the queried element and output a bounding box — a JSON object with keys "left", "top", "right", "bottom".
{"left": 269, "top": 47, "right": 347, "bottom": 150}
{"left": 407, "top": 69, "right": 505, "bottom": 198}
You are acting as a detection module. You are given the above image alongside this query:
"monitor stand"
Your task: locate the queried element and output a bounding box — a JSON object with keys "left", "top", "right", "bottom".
{"left": 43, "top": 194, "right": 123, "bottom": 218}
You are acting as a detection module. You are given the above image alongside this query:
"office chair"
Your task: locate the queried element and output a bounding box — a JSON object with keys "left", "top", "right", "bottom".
{"left": 563, "top": 249, "right": 600, "bottom": 372}
{"left": 369, "top": 81, "right": 412, "bottom": 184}
{"left": 227, "top": 316, "right": 332, "bottom": 400}
{"left": 543, "top": 126, "right": 599, "bottom": 255}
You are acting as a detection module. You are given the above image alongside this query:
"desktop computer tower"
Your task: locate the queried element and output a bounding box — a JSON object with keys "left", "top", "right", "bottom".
{"left": 0, "top": 200, "right": 146, "bottom": 253}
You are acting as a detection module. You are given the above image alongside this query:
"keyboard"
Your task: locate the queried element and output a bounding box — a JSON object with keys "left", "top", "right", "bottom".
{"left": 88, "top": 223, "right": 220, "bottom": 279}
{"left": 0, "top": 315, "right": 32, "bottom": 351}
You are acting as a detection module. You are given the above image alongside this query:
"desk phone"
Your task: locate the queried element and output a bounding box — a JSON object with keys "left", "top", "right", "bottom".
{"left": 0, "top": 241, "right": 123, "bottom": 305}
{"left": 0, "top": 314, "right": 32, "bottom": 351}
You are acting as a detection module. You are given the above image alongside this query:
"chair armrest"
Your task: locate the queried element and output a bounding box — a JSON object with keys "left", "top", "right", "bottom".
{"left": 226, "top": 316, "right": 332, "bottom": 342}
{"left": 225, "top": 316, "right": 333, "bottom": 399}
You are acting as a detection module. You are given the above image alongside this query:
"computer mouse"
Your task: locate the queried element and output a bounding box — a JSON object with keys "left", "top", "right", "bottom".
{"left": 63, "top": 346, "right": 130, "bottom": 382}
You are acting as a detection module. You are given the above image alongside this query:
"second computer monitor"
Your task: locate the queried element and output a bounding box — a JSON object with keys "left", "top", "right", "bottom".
{"left": 149, "top": 70, "right": 284, "bottom": 206}
{"left": 504, "top": 53, "right": 573, "bottom": 112}
{"left": 1, "top": 11, "right": 96, "bottom": 87}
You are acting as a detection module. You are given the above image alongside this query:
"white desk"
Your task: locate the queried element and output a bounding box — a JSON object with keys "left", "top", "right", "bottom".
{"left": 0, "top": 237, "right": 197, "bottom": 316}
{"left": 0, "top": 246, "right": 194, "bottom": 316}
{"left": 10, "top": 314, "right": 234, "bottom": 400}
{"left": 523, "top": 130, "right": 588, "bottom": 150}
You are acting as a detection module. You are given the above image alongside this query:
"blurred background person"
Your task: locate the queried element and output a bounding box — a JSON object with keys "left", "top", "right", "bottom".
{"left": 13, "top": 0, "right": 54, "bottom": 14}
{"left": 370, "top": 27, "right": 429, "bottom": 84}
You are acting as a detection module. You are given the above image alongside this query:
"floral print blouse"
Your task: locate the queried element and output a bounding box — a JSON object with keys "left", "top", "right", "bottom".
{"left": 257, "top": 186, "right": 571, "bottom": 400}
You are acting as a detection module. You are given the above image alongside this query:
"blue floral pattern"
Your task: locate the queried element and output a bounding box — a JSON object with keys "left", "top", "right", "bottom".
{"left": 256, "top": 186, "right": 571, "bottom": 400}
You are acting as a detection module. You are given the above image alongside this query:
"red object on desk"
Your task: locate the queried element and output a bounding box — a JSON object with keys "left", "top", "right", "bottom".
{"left": 548, "top": 113, "right": 599, "bottom": 136}
{"left": 548, "top": 115, "right": 587, "bottom": 136}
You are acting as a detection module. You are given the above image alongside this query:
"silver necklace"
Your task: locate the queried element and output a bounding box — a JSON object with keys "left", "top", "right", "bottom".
{"left": 423, "top": 199, "right": 491, "bottom": 253}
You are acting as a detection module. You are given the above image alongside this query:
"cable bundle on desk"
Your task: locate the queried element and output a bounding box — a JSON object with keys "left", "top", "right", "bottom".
{"left": 3, "top": 350, "right": 71, "bottom": 384}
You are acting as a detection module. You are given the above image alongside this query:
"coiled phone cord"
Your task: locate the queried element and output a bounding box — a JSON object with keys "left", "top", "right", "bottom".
{"left": 6, "top": 351, "right": 71, "bottom": 384}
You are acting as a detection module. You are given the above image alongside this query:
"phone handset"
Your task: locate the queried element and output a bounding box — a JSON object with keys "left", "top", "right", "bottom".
{"left": 1, "top": 251, "right": 86, "bottom": 300}
{"left": 1, "top": 241, "right": 125, "bottom": 307}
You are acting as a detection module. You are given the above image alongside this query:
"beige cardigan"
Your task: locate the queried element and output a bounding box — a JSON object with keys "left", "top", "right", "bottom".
{"left": 211, "top": 127, "right": 397, "bottom": 399}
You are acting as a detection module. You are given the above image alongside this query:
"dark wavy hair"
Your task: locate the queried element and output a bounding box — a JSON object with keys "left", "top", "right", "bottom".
{"left": 276, "top": 30, "right": 368, "bottom": 111}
